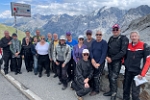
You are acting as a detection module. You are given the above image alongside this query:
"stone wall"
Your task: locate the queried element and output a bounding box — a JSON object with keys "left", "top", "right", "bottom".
{"left": 100, "top": 70, "right": 150, "bottom": 100}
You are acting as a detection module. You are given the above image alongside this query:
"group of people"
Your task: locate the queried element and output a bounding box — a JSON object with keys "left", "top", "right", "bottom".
{"left": 0, "top": 24, "right": 150, "bottom": 100}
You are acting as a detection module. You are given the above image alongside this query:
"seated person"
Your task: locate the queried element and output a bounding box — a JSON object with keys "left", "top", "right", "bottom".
{"left": 71, "top": 49, "right": 93, "bottom": 100}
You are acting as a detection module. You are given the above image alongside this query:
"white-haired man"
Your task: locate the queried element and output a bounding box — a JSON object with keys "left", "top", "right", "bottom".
{"left": 123, "top": 31, "right": 150, "bottom": 100}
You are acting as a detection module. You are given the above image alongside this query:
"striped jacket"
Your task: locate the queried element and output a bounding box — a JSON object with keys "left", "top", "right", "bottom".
{"left": 124, "top": 41, "right": 150, "bottom": 76}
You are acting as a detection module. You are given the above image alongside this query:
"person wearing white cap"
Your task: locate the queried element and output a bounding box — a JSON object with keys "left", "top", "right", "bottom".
{"left": 53, "top": 35, "right": 71, "bottom": 90}
{"left": 71, "top": 49, "right": 93, "bottom": 100}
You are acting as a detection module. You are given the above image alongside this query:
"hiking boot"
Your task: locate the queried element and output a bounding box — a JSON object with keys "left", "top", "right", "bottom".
{"left": 103, "top": 91, "right": 112, "bottom": 96}
{"left": 53, "top": 74, "right": 58, "bottom": 78}
{"left": 89, "top": 91, "right": 99, "bottom": 96}
{"left": 111, "top": 93, "right": 117, "bottom": 100}
{"left": 62, "top": 86, "right": 67, "bottom": 90}
{"left": 75, "top": 92, "right": 83, "bottom": 100}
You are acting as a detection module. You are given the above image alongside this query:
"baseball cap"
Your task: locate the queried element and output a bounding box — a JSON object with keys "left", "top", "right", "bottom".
{"left": 78, "top": 35, "right": 84, "bottom": 39}
{"left": 66, "top": 32, "right": 71, "bottom": 36}
{"left": 60, "top": 35, "right": 66, "bottom": 40}
{"left": 82, "top": 49, "right": 90, "bottom": 54}
{"left": 112, "top": 24, "right": 120, "bottom": 29}
{"left": 86, "top": 30, "right": 92, "bottom": 35}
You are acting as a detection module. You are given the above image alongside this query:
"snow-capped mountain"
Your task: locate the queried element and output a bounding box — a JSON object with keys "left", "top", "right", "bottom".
{"left": 2, "top": 5, "right": 150, "bottom": 39}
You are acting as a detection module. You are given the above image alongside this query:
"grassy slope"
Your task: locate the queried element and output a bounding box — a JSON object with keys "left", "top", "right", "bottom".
{"left": 0, "top": 24, "right": 25, "bottom": 41}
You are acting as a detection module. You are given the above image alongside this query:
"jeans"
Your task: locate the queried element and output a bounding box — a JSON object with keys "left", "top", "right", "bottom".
{"left": 33, "top": 55, "right": 38, "bottom": 73}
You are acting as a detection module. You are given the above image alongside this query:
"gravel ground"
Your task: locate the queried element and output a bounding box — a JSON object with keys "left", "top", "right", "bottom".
{"left": 0, "top": 72, "right": 28, "bottom": 100}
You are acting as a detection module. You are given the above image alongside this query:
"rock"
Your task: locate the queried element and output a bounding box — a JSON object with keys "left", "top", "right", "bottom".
{"left": 101, "top": 69, "right": 150, "bottom": 99}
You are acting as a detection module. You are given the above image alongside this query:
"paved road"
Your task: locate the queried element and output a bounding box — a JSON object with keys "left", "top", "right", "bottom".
{"left": 7, "top": 62, "right": 111, "bottom": 100}
{"left": 0, "top": 72, "right": 28, "bottom": 100}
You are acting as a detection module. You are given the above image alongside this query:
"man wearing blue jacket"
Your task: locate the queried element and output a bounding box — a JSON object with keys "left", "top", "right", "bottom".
{"left": 66, "top": 32, "right": 78, "bottom": 82}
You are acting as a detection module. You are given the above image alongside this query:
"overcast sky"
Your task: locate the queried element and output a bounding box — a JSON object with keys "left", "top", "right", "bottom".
{"left": 0, "top": 0, "right": 150, "bottom": 19}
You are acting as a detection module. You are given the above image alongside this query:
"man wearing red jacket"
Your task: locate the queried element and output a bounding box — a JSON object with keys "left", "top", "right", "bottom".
{"left": 123, "top": 31, "right": 150, "bottom": 100}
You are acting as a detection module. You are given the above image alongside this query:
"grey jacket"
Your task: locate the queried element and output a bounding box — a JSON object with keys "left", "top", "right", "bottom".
{"left": 48, "top": 40, "right": 59, "bottom": 60}
{"left": 53, "top": 43, "right": 71, "bottom": 64}
{"left": 10, "top": 39, "right": 21, "bottom": 58}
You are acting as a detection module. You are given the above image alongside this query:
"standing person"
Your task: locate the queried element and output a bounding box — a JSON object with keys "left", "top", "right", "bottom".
{"left": 84, "top": 30, "right": 95, "bottom": 51}
{"left": 22, "top": 31, "right": 33, "bottom": 45}
{"left": 123, "top": 31, "right": 150, "bottom": 100}
{"left": 47, "top": 33, "right": 52, "bottom": 44}
{"left": 73, "top": 35, "right": 87, "bottom": 78}
{"left": 103, "top": 24, "right": 129, "bottom": 100}
{"left": 33, "top": 30, "right": 41, "bottom": 42}
{"left": 48, "top": 33, "right": 59, "bottom": 78}
{"left": 10, "top": 33, "right": 22, "bottom": 75}
{"left": 71, "top": 49, "right": 93, "bottom": 100}
{"left": 0, "top": 31, "right": 12, "bottom": 75}
{"left": 22, "top": 37, "right": 33, "bottom": 72}
{"left": 0, "top": 47, "right": 3, "bottom": 70}
{"left": 53, "top": 35, "right": 71, "bottom": 90}
{"left": 31, "top": 37, "right": 38, "bottom": 75}
{"left": 66, "top": 32, "right": 78, "bottom": 82}
{"left": 90, "top": 30, "right": 108, "bottom": 96}
{"left": 36, "top": 36, "right": 50, "bottom": 77}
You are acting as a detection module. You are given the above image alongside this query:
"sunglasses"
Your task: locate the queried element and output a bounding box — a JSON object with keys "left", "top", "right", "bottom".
{"left": 66, "top": 35, "right": 71, "bottom": 36}
{"left": 79, "top": 38, "right": 84, "bottom": 41}
{"left": 86, "top": 33, "right": 92, "bottom": 36}
{"left": 112, "top": 28, "right": 119, "bottom": 32}
{"left": 41, "top": 38, "right": 45, "bottom": 40}
{"left": 83, "top": 53, "right": 89, "bottom": 56}
{"left": 96, "top": 34, "right": 102, "bottom": 36}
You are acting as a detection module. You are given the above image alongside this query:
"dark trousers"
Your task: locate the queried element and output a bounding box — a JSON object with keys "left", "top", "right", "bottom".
{"left": 52, "top": 61, "right": 57, "bottom": 74}
{"left": 24, "top": 55, "right": 33, "bottom": 71}
{"left": 56, "top": 60, "right": 68, "bottom": 87}
{"left": 108, "top": 60, "right": 122, "bottom": 93}
{"left": 123, "top": 70, "right": 140, "bottom": 100}
{"left": 71, "top": 79, "right": 91, "bottom": 97}
{"left": 3, "top": 53, "right": 13, "bottom": 72}
{"left": 67, "top": 57, "right": 76, "bottom": 81}
{"left": 11, "top": 57, "right": 22, "bottom": 73}
{"left": 0, "top": 58, "right": 3, "bottom": 69}
{"left": 90, "top": 62, "right": 105, "bottom": 93}
{"left": 38, "top": 55, "right": 50, "bottom": 75}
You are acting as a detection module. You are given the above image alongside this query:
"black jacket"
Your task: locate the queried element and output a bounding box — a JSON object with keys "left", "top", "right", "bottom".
{"left": 22, "top": 43, "right": 32, "bottom": 56}
{"left": 107, "top": 35, "right": 129, "bottom": 61}
{"left": 75, "top": 59, "right": 94, "bottom": 85}
{"left": 0, "top": 37, "right": 12, "bottom": 54}
{"left": 124, "top": 41, "right": 150, "bottom": 75}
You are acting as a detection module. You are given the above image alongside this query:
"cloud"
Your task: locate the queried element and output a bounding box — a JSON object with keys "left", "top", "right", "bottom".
{"left": 1, "top": 0, "right": 150, "bottom": 18}
{"left": 31, "top": 0, "right": 150, "bottom": 15}
{"left": 0, "top": 10, "right": 12, "bottom": 19}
